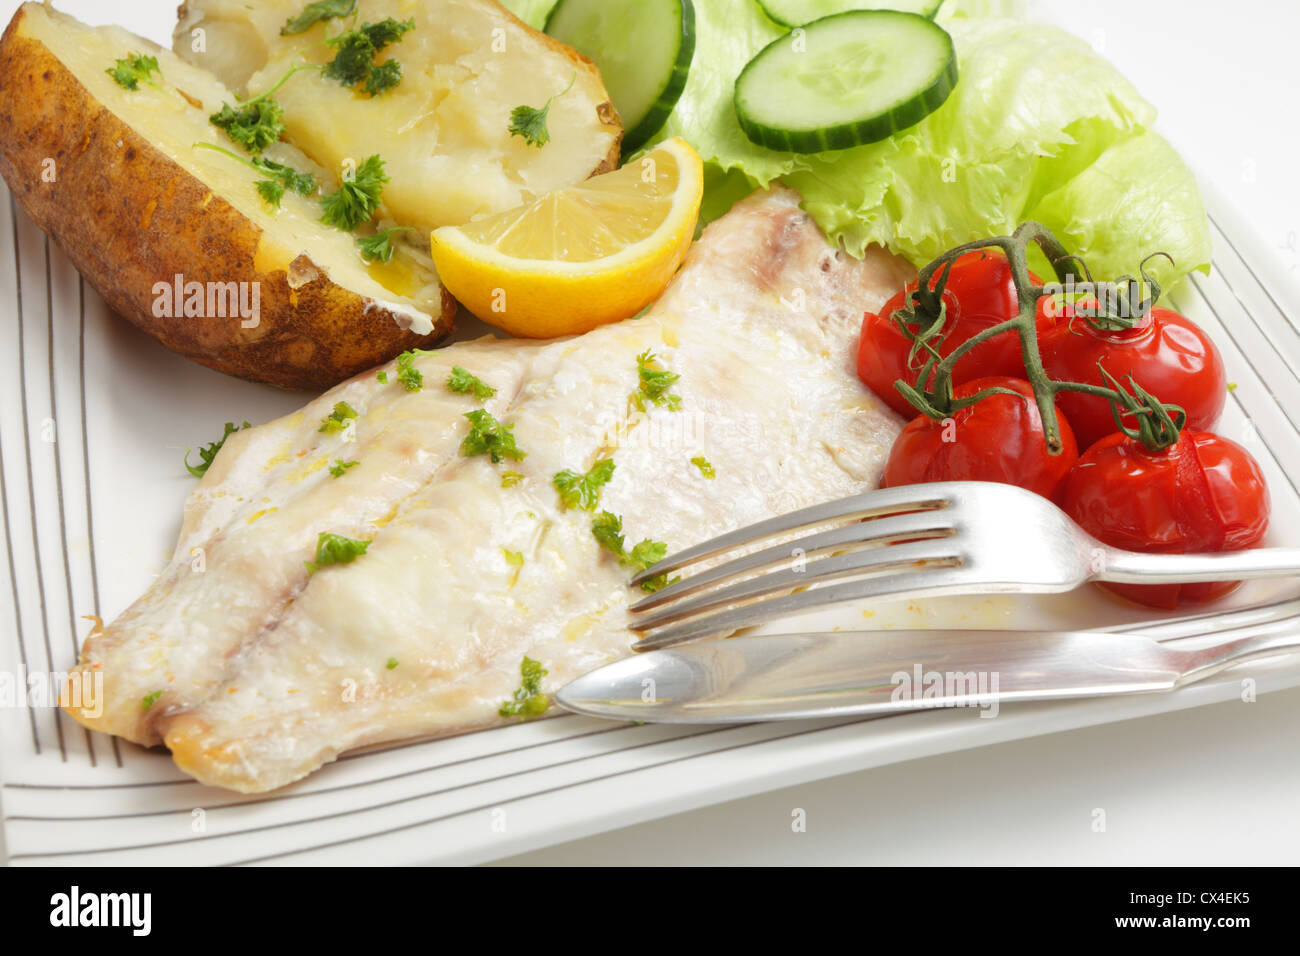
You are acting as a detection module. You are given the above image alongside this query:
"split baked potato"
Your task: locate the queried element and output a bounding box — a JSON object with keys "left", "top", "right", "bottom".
{"left": 0, "top": 1, "right": 623, "bottom": 389}
{"left": 175, "top": 0, "right": 624, "bottom": 230}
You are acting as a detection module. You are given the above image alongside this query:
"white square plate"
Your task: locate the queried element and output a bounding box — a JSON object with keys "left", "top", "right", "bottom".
{"left": 2, "top": 168, "right": 1299, "bottom": 864}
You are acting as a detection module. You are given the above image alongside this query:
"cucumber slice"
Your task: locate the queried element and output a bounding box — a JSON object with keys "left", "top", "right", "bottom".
{"left": 545, "top": 0, "right": 695, "bottom": 154}
{"left": 758, "top": 0, "right": 943, "bottom": 29}
{"left": 734, "top": 10, "right": 956, "bottom": 153}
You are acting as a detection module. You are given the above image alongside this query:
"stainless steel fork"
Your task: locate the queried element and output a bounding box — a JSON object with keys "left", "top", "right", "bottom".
{"left": 629, "top": 481, "right": 1300, "bottom": 651}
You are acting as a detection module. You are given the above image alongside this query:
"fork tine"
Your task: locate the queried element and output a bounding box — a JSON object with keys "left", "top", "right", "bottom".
{"left": 629, "top": 509, "right": 957, "bottom": 612}
{"left": 629, "top": 485, "right": 955, "bottom": 586}
{"left": 632, "top": 539, "right": 962, "bottom": 632}
{"left": 633, "top": 568, "right": 964, "bottom": 651}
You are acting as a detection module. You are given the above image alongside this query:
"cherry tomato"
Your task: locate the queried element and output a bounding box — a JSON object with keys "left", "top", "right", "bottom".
{"left": 858, "top": 251, "right": 1028, "bottom": 417}
{"left": 1037, "top": 301, "right": 1226, "bottom": 452}
{"left": 882, "top": 377, "right": 1079, "bottom": 501}
{"left": 1062, "top": 430, "right": 1270, "bottom": 609}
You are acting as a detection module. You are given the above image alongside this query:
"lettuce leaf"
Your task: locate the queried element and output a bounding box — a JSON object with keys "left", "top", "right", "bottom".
{"left": 502, "top": 1, "right": 1211, "bottom": 290}
{"left": 503, "top": 0, "right": 557, "bottom": 29}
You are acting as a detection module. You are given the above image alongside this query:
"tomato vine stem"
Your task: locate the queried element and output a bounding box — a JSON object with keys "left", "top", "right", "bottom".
{"left": 889, "top": 222, "right": 1185, "bottom": 454}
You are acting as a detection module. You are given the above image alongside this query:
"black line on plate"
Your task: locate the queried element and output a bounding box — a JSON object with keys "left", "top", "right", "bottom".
{"left": 227, "top": 717, "right": 875, "bottom": 867}
{"left": 1207, "top": 212, "right": 1297, "bottom": 331}
{"left": 4, "top": 724, "right": 743, "bottom": 857}
{"left": 78, "top": 277, "right": 120, "bottom": 767}
{"left": 22, "top": 234, "right": 66, "bottom": 760}
{"left": 1195, "top": 266, "right": 1300, "bottom": 435}
{"left": 3, "top": 193, "right": 40, "bottom": 755}
{"left": 3, "top": 721, "right": 645, "bottom": 818}
{"left": 46, "top": 237, "right": 95, "bottom": 767}
{"left": 1186, "top": 275, "right": 1300, "bottom": 502}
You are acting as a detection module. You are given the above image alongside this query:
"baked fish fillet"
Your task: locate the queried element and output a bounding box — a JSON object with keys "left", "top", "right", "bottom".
{"left": 64, "top": 189, "right": 913, "bottom": 792}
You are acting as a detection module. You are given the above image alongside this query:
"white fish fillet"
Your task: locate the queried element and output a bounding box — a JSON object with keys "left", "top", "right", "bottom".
{"left": 64, "top": 189, "right": 913, "bottom": 792}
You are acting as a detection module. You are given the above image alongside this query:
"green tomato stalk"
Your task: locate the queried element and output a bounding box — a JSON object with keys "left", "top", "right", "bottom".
{"left": 890, "top": 221, "right": 1185, "bottom": 454}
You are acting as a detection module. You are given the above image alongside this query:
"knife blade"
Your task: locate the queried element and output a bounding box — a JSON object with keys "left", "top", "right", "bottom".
{"left": 554, "top": 628, "right": 1244, "bottom": 723}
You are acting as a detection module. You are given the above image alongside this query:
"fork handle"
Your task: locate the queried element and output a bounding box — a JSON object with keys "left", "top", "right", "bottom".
{"left": 1098, "top": 546, "right": 1300, "bottom": 584}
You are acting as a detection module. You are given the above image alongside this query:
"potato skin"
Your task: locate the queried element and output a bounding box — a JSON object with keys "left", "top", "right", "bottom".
{"left": 0, "top": 8, "right": 456, "bottom": 390}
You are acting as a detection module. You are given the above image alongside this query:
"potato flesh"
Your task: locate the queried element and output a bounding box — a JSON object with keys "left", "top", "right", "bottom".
{"left": 25, "top": 3, "right": 443, "bottom": 333}
{"left": 177, "top": 0, "right": 622, "bottom": 232}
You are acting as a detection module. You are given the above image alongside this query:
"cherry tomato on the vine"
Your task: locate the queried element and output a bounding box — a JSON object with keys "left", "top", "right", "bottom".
{"left": 1062, "top": 430, "right": 1270, "bottom": 609}
{"left": 1037, "top": 301, "right": 1226, "bottom": 452}
{"left": 858, "top": 251, "right": 1030, "bottom": 417}
{"left": 882, "top": 377, "right": 1079, "bottom": 501}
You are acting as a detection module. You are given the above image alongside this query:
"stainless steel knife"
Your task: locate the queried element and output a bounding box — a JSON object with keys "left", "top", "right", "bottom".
{"left": 555, "top": 620, "right": 1300, "bottom": 723}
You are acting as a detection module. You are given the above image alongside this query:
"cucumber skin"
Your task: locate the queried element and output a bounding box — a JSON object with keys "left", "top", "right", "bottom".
{"left": 733, "top": 11, "right": 958, "bottom": 153}
{"left": 758, "top": 0, "right": 944, "bottom": 29}
{"left": 544, "top": 0, "right": 697, "bottom": 155}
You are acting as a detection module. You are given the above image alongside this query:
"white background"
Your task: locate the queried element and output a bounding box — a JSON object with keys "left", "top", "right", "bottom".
{"left": 0, "top": 0, "right": 1296, "bottom": 865}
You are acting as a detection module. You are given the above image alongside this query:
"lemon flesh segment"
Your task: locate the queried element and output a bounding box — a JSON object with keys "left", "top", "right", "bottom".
{"left": 431, "top": 138, "right": 704, "bottom": 338}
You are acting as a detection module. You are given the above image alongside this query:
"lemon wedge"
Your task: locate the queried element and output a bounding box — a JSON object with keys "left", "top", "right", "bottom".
{"left": 430, "top": 137, "right": 704, "bottom": 338}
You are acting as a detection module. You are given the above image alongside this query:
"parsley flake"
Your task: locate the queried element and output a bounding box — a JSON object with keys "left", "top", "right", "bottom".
{"left": 357, "top": 225, "right": 415, "bottom": 263}
{"left": 391, "top": 351, "right": 423, "bottom": 391}
{"left": 319, "top": 401, "right": 359, "bottom": 433}
{"left": 503, "top": 548, "right": 525, "bottom": 567}
{"left": 323, "top": 18, "right": 415, "bottom": 93}
{"left": 461, "top": 409, "right": 526, "bottom": 464}
{"left": 210, "top": 96, "right": 285, "bottom": 154}
{"left": 691, "top": 455, "right": 716, "bottom": 479}
{"left": 281, "top": 0, "right": 357, "bottom": 35}
{"left": 632, "top": 349, "right": 682, "bottom": 411}
{"left": 184, "top": 421, "right": 250, "bottom": 479}
{"left": 305, "top": 531, "right": 370, "bottom": 574}
{"left": 446, "top": 366, "right": 497, "bottom": 401}
{"left": 592, "top": 511, "right": 676, "bottom": 592}
{"left": 106, "top": 53, "right": 160, "bottom": 91}
{"left": 195, "top": 143, "right": 317, "bottom": 210}
{"left": 553, "top": 458, "right": 615, "bottom": 512}
{"left": 320, "top": 154, "right": 389, "bottom": 231}
{"left": 501, "top": 471, "right": 525, "bottom": 488}
{"left": 386, "top": 656, "right": 399, "bottom": 670}
{"left": 508, "top": 72, "right": 576, "bottom": 148}
{"left": 499, "top": 656, "right": 549, "bottom": 719}
{"left": 141, "top": 689, "right": 164, "bottom": 712}
{"left": 329, "top": 459, "right": 359, "bottom": 477}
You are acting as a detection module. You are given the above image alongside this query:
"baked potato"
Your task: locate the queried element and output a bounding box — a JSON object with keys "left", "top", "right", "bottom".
{"left": 0, "top": 1, "right": 456, "bottom": 390}
{"left": 174, "top": 0, "right": 623, "bottom": 232}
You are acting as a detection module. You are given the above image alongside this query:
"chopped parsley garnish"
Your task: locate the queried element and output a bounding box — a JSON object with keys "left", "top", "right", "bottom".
{"left": 320, "top": 154, "right": 389, "bottom": 231}
{"left": 195, "top": 143, "right": 317, "bottom": 210}
{"left": 281, "top": 0, "right": 357, "bottom": 35}
{"left": 319, "top": 401, "right": 359, "bottom": 433}
{"left": 184, "top": 421, "right": 250, "bottom": 478}
{"left": 323, "top": 18, "right": 415, "bottom": 94}
{"left": 501, "top": 471, "right": 525, "bottom": 488}
{"left": 305, "top": 531, "right": 371, "bottom": 574}
{"left": 386, "top": 656, "right": 399, "bottom": 670}
{"left": 503, "top": 548, "right": 525, "bottom": 567}
{"left": 632, "top": 349, "right": 683, "bottom": 411}
{"left": 499, "top": 656, "right": 549, "bottom": 719}
{"left": 378, "top": 350, "right": 424, "bottom": 392}
{"left": 141, "top": 689, "right": 164, "bottom": 712}
{"left": 691, "top": 455, "right": 716, "bottom": 479}
{"left": 107, "top": 53, "right": 160, "bottom": 91}
{"left": 357, "top": 225, "right": 415, "bottom": 263}
{"left": 376, "top": 371, "right": 388, "bottom": 384}
{"left": 592, "top": 511, "right": 675, "bottom": 592}
{"left": 461, "top": 410, "right": 526, "bottom": 463}
{"left": 446, "top": 366, "right": 497, "bottom": 401}
{"left": 329, "top": 459, "right": 359, "bottom": 477}
{"left": 210, "top": 64, "right": 319, "bottom": 154}
{"left": 210, "top": 96, "right": 285, "bottom": 155}
{"left": 508, "top": 72, "right": 576, "bottom": 148}
{"left": 553, "top": 458, "right": 615, "bottom": 512}
{"left": 365, "top": 59, "right": 403, "bottom": 96}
